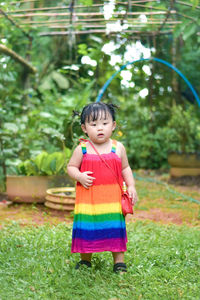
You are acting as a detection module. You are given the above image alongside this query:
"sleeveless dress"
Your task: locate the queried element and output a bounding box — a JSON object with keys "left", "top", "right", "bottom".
{"left": 71, "top": 139, "right": 127, "bottom": 253}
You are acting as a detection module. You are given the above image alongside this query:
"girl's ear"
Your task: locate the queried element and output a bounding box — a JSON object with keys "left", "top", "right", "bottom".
{"left": 112, "top": 121, "right": 116, "bottom": 131}
{"left": 81, "top": 124, "right": 87, "bottom": 134}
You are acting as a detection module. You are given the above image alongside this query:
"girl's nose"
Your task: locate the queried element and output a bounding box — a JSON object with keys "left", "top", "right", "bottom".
{"left": 97, "top": 124, "right": 103, "bottom": 130}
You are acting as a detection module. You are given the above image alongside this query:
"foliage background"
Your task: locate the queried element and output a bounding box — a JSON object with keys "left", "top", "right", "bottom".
{"left": 0, "top": 0, "right": 200, "bottom": 188}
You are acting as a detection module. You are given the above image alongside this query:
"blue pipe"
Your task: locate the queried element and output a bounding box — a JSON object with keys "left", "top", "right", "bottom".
{"left": 96, "top": 57, "right": 200, "bottom": 108}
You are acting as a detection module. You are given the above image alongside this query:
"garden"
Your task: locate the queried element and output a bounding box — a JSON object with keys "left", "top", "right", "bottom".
{"left": 0, "top": 0, "right": 200, "bottom": 299}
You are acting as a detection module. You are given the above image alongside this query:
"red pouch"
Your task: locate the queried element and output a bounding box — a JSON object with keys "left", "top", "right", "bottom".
{"left": 121, "top": 192, "right": 133, "bottom": 216}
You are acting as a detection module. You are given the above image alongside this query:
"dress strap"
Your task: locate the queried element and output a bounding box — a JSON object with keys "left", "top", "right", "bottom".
{"left": 80, "top": 141, "right": 87, "bottom": 154}
{"left": 111, "top": 139, "right": 117, "bottom": 153}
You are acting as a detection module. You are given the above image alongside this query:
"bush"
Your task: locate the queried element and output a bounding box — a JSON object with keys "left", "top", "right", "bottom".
{"left": 121, "top": 102, "right": 200, "bottom": 169}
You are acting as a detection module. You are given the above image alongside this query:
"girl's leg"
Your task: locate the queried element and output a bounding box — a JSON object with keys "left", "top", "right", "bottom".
{"left": 75, "top": 253, "right": 92, "bottom": 269}
{"left": 112, "top": 252, "right": 127, "bottom": 272}
{"left": 80, "top": 253, "right": 92, "bottom": 262}
{"left": 112, "top": 252, "right": 124, "bottom": 264}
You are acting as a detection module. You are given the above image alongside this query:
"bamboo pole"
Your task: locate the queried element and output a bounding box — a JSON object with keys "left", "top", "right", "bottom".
{"left": 21, "top": 20, "right": 180, "bottom": 25}
{"left": 175, "top": 12, "right": 197, "bottom": 22}
{"left": 69, "top": 0, "right": 76, "bottom": 63}
{"left": 27, "top": 25, "right": 175, "bottom": 30}
{"left": 10, "top": 0, "right": 156, "bottom": 8}
{"left": 176, "top": 0, "right": 200, "bottom": 9}
{"left": 21, "top": 22, "right": 179, "bottom": 28}
{"left": 117, "top": 0, "right": 155, "bottom": 4}
{"left": 10, "top": 0, "right": 39, "bottom": 4}
{"left": 10, "top": 0, "right": 156, "bottom": 4}
{"left": 157, "top": 0, "right": 175, "bottom": 33}
{"left": 0, "top": 8, "right": 31, "bottom": 39}
{"left": 5, "top": 11, "right": 177, "bottom": 18}
{"left": 0, "top": 44, "right": 36, "bottom": 73}
{"left": 22, "top": 0, "right": 34, "bottom": 93}
{"left": 7, "top": 5, "right": 170, "bottom": 15}
{"left": 117, "top": 3, "right": 168, "bottom": 11}
{"left": 20, "top": 17, "right": 177, "bottom": 24}
{"left": 39, "top": 29, "right": 172, "bottom": 36}
{"left": 20, "top": 18, "right": 104, "bottom": 24}
{"left": 8, "top": 5, "right": 101, "bottom": 13}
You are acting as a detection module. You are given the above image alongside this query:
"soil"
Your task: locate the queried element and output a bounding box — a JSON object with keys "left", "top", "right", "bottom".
{"left": 0, "top": 199, "right": 199, "bottom": 229}
{"left": 131, "top": 208, "right": 184, "bottom": 225}
{"left": 168, "top": 175, "right": 200, "bottom": 187}
{"left": 0, "top": 203, "right": 186, "bottom": 228}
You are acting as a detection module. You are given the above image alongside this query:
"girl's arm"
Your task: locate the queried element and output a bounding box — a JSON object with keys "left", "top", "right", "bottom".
{"left": 67, "top": 145, "right": 95, "bottom": 189}
{"left": 120, "top": 143, "right": 138, "bottom": 204}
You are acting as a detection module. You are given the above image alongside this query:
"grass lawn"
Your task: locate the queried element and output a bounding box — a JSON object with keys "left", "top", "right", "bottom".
{"left": 134, "top": 172, "right": 200, "bottom": 226}
{"left": 0, "top": 221, "right": 199, "bottom": 300}
{"left": 0, "top": 172, "right": 200, "bottom": 299}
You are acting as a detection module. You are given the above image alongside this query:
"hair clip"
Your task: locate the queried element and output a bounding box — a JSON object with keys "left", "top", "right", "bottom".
{"left": 72, "top": 110, "right": 80, "bottom": 117}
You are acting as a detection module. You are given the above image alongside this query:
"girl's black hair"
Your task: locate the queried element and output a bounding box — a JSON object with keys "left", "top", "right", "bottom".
{"left": 80, "top": 102, "right": 117, "bottom": 125}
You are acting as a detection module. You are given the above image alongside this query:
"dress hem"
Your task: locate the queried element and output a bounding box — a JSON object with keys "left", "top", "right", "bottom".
{"left": 71, "top": 247, "right": 127, "bottom": 253}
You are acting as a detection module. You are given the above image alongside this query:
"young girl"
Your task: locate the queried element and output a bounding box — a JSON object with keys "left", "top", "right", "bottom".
{"left": 67, "top": 102, "right": 138, "bottom": 272}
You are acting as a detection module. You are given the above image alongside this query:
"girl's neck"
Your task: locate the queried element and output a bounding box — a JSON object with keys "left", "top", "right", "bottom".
{"left": 87, "top": 138, "right": 112, "bottom": 154}
{"left": 89, "top": 138, "right": 111, "bottom": 147}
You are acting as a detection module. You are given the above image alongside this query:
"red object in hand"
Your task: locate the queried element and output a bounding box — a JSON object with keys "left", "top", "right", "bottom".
{"left": 121, "top": 192, "right": 133, "bottom": 216}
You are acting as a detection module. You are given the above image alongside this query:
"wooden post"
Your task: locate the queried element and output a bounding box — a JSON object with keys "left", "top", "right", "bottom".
{"left": 171, "top": 30, "right": 180, "bottom": 105}
{"left": 22, "top": 0, "right": 34, "bottom": 90}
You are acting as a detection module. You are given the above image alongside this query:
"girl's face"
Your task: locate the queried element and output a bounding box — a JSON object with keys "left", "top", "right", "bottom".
{"left": 81, "top": 111, "right": 116, "bottom": 144}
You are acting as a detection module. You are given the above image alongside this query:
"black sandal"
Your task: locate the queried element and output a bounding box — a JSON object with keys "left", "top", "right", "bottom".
{"left": 75, "top": 260, "right": 92, "bottom": 270}
{"left": 113, "top": 262, "right": 127, "bottom": 273}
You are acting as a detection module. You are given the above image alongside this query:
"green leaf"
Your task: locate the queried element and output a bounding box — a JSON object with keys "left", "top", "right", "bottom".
{"left": 39, "top": 155, "right": 53, "bottom": 175}
{"left": 34, "top": 152, "right": 48, "bottom": 171}
{"left": 173, "top": 24, "right": 185, "bottom": 39}
{"left": 64, "top": 147, "right": 71, "bottom": 160}
{"left": 38, "top": 76, "right": 53, "bottom": 91}
{"left": 190, "top": 0, "right": 199, "bottom": 7}
{"left": 182, "top": 24, "right": 196, "bottom": 40}
{"left": 50, "top": 158, "right": 57, "bottom": 174}
{"left": 78, "top": 43, "right": 88, "bottom": 55}
{"left": 17, "top": 162, "right": 26, "bottom": 175}
{"left": 79, "top": 0, "right": 93, "bottom": 6}
{"left": 36, "top": 152, "right": 65, "bottom": 175}
{"left": 18, "top": 160, "right": 38, "bottom": 176}
{"left": 51, "top": 71, "right": 69, "bottom": 89}
{"left": 39, "top": 112, "right": 53, "bottom": 118}
{"left": 48, "top": 152, "right": 65, "bottom": 174}
{"left": 3, "top": 123, "right": 18, "bottom": 133}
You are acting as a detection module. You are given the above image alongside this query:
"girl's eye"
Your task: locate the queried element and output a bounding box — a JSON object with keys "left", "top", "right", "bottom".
{"left": 91, "top": 124, "right": 96, "bottom": 126}
{"left": 103, "top": 123, "right": 108, "bottom": 125}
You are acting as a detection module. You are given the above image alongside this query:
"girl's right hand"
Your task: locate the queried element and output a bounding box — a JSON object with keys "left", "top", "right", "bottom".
{"left": 78, "top": 171, "right": 96, "bottom": 189}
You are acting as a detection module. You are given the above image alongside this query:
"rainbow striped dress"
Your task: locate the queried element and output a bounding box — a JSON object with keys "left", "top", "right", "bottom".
{"left": 71, "top": 139, "right": 127, "bottom": 253}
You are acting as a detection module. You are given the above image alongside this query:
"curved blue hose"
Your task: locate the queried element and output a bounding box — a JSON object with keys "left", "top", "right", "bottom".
{"left": 96, "top": 57, "right": 200, "bottom": 108}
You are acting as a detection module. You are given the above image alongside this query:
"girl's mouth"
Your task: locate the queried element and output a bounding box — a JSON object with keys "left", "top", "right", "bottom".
{"left": 97, "top": 133, "right": 104, "bottom": 137}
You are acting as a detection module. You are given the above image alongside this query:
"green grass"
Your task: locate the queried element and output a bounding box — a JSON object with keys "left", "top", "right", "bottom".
{"left": 0, "top": 221, "right": 200, "bottom": 300}
{"left": 134, "top": 179, "right": 200, "bottom": 225}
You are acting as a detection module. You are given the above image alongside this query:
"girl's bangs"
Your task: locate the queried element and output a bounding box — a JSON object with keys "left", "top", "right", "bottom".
{"left": 81, "top": 102, "right": 116, "bottom": 124}
{"left": 87, "top": 106, "right": 109, "bottom": 122}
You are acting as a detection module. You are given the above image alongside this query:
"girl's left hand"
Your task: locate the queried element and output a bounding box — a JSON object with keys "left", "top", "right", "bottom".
{"left": 127, "top": 186, "right": 138, "bottom": 205}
